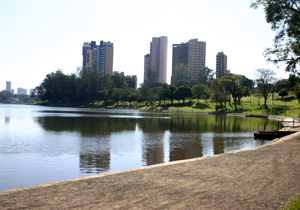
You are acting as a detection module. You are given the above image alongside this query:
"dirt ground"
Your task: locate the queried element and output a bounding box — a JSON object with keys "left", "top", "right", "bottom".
{"left": 0, "top": 119, "right": 300, "bottom": 209}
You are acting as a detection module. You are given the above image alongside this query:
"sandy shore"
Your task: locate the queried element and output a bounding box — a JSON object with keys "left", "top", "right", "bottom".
{"left": 1, "top": 114, "right": 300, "bottom": 209}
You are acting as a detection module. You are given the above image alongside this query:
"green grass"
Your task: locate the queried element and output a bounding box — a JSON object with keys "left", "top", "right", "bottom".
{"left": 282, "top": 193, "right": 300, "bottom": 210}
{"left": 88, "top": 94, "right": 300, "bottom": 118}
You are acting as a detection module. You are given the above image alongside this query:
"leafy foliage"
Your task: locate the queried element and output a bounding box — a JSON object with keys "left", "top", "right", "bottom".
{"left": 251, "top": 0, "right": 300, "bottom": 74}
{"left": 255, "top": 68, "right": 276, "bottom": 109}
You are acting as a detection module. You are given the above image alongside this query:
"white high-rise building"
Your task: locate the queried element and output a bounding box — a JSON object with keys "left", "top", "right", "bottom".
{"left": 98, "top": 41, "right": 114, "bottom": 76}
{"left": 187, "top": 39, "right": 206, "bottom": 81}
{"left": 171, "top": 39, "right": 206, "bottom": 84}
{"left": 144, "top": 36, "right": 168, "bottom": 86}
{"left": 82, "top": 40, "right": 114, "bottom": 76}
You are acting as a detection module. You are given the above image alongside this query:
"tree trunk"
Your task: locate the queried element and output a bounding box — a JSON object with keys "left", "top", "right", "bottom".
{"left": 264, "top": 97, "right": 268, "bottom": 109}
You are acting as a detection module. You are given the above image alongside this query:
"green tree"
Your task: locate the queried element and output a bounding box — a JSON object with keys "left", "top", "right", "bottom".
{"left": 127, "top": 88, "right": 138, "bottom": 105}
{"left": 225, "top": 75, "right": 246, "bottom": 110}
{"left": 279, "top": 89, "right": 289, "bottom": 100}
{"left": 192, "top": 84, "right": 209, "bottom": 103}
{"left": 274, "top": 79, "right": 289, "bottom": 92}
{"left": 109, "top": 88, "right": 123, "bottom": 105}
{"left": 194, "top": 67, "right": 215, "bottom": 86}
{"left": 138, "top": 84, "right": 149, "bottom": 105}
{"left": 251, "top": 0, "right": 300, "bottom": 74}
{"left": 39, "top": 70, "right": 70, "bottom": 104}
{"left": 147, "top": 87, "right": 160, "bottom": 105}
{"left": 126, "top": 75, "right": 137, "bottom": 89}
{"left": 256, "top": 68, "right": 276, "bottom": 109}
{"left": 210, "top": 79, "right": 228, "bottom": 110}
{"left": 171, "top": 63, "right": 189, "bottom": 87}
{"left": 175, "top": 85, "right": 192, "bottom": 104}
{"left": 169, "top": 85, "right": 177, "bottom": 105}
{"left": 77, "top": 67, "right": 104, "bottom": 103}
{"left": 158, "top": 84, "right": 170, "bottom": 105}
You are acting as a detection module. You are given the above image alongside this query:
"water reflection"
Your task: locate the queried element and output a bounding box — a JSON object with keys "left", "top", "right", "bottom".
{"left": 79, "top": 136, "right": 111, "bottom": 173}
{"left": 34, "top": 112, "right": 278, "bottom": 173}
{"left": 5, "top": 116, "right": 10, "bottom": 125}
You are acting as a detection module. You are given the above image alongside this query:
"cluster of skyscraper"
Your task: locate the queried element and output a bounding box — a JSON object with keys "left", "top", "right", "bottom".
{"left": 5, "top": 81, "right": 31, "bottom": 95}
{"left": 82, "top": 41, "right": 114, "bottom": 76}
{"left": 82, "top": 37, "right": 229, "bottom": 87}
{"left": 144, "top": 36, "right": 230, "bottom": 87}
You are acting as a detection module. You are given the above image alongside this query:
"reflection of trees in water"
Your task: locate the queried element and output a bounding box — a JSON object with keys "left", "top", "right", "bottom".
{"left": 79, "top": 136, "right": 111, "bottom": 173}
{"left": 35, "top": 115, "right": 278, "bottom": 136}
{"left": 35, "top": 117, "right": 137, "bottom": 136}
{"left": 34, "top": 114, "right": 279, "bottom": 171}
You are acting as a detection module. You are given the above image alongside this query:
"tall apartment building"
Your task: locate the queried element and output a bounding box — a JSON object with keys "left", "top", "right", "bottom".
{"left": 144, "top": 54, "right": 151, "bottom": 83}
{"left": 17, "top": 88, "right": 27, "bottom": 95}
{"left": 216, "top": 52, "right": 227, "bottom": 79}
{"left": 6, "top": 81, "right": 11, "bottom": 93}
{"left": 144, "top": 36, "right": 168, "bottom": 86}
{"left": 98, "top": 41, "right": 114, "bottom": 76}
{"left": 82, "top": 40, "right": 114, "bottom": 76}
{"left": 172, "top": 39, "right": 206, "bottom": 84}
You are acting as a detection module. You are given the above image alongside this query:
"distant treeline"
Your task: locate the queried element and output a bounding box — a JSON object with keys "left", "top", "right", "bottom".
{"left": 32, "top": 67, "right": 298, "bottom": 110}
{"left": 0, "top": 91, "right": 36, "bottom": 104}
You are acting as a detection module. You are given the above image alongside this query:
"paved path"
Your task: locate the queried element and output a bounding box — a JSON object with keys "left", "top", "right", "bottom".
{"left": 1, "top": 131, "right": 300, "bottom": 209}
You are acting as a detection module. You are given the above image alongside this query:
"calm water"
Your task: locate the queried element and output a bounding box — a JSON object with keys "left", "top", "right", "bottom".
{"left": 0, "top": 104, "right": 278, "bottom": 191}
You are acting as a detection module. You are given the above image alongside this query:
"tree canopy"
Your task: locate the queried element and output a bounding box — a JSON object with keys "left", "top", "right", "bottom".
{"left": 251, "top": 0, "right": 300, "bottom": 74}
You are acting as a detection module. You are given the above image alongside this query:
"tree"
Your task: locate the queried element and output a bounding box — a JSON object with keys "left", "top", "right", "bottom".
{"left": 174, "top": 85, "right": 192, "bottom": 104}
{"left": 39, "top": 70, "right": 70, "bottom": 104}
{"left": 171, "top": 63, "right": 189, "bottom": 87}
{"left": 147, "top": 87, "right": 160, "bottom": 105}
{"left": 127, "top": 88, "right": 138, "bottom": 105}
{"left": 192, "top": 84, "right": 209, "bottom": 103}
{"left": 274, "top": 79, "right": 289, "bottom": 92}
{"left": 279, "top": 89, "right": 288, "bottom": 100}
{"left": 251, "top": 0, "right": 300, "bottom": 74}
{"left": 138, "top": 84, "right": 149, "bottom": 105}
{"left": 255, "top": 68, "right": 276, "bottom": 109}
{"left": 210, "top": 79, "right": 227, "bottom": 110}
{"left": 225, "top": 75, "right": 245, "bottom": 110}
{"left": 109, "top": 88, "right": 123, "bottom": 105}
{"left": 158, "top": 84, "right": 170, "bottom": 105}
{"left": 169, "top": 85, "right": 177, "bottom": 105}
{"left": 194, "top": 67, "right": 215, "bottom": 86}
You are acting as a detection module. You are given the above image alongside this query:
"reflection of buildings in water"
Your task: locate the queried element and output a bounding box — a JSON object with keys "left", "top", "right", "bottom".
{"left": 142, "top": 132, "right": 165, "bottom": 166}
{"left": 5, "top": 116, "right": 10, "bottom": 124}
{"left": 169, "top": 133, "right": 203, "bottom": 161}
{"left": 200, "top": 133, "right": 215, "bottom": 157}
{"left": 213, "top": 136, "right": 225, "bottom": 155}
{"left": 5, "top": 116, "right": 10, "bottom": 125}
{"left": 79, "top": 136, "right": 111, "bottom": 173}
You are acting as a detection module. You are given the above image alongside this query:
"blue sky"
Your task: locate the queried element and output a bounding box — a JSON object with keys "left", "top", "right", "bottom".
{"left": 0, "top": 0, "right": 289, "bottom": 91}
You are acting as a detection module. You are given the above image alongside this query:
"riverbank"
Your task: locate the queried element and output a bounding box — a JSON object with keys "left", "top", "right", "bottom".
{"left": 1, "top": 125, "right": 300, "bottom": 209}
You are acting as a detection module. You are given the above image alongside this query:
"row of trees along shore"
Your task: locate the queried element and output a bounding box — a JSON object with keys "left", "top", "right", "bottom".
{"left": 32, "top": 66, "right": 299, "bottom": 111}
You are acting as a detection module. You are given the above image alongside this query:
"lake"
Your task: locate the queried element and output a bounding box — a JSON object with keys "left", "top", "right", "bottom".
{"left": 0, "top": 104, "right": 278, "bottom": 191}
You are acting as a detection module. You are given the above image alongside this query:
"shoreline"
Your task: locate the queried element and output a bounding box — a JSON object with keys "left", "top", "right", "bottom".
{"left": 1, "top": 130, "right": 299, "bottom": 209}
{"left": 0, "top": 113, "right": 300, "bottom": 209}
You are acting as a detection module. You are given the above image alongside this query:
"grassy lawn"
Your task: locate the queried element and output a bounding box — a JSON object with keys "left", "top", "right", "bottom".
{"left": 281, "top": 192, "right": 300, "bottom": 210}
{"left": 89, "top": 93, "right": 300, "bottom": 118}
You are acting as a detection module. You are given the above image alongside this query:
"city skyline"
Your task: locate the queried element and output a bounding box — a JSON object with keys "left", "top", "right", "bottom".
{"left": 144, "top": 36, "right": 168, "bottom": 85}
{"left": 0, "top": 0, "right": 289, "bottom": 91}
